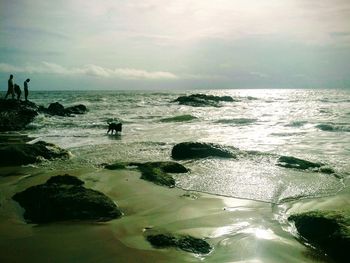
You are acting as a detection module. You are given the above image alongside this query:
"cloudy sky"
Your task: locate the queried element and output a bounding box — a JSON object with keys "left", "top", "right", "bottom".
{"left": 1, "top": 0, "right": 350, "bottom": 90}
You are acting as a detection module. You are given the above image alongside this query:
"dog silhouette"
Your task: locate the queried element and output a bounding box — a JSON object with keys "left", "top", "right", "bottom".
{"left": 107, "top": 122, "right": 122, "bottom": 135}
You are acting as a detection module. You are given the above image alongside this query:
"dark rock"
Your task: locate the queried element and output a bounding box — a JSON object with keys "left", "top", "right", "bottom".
{"left": 146, "top": 233, "right": 211, "bottom": 254}
{"left": 65, "top": 104, "right": 88, "bottom": 115}
{"left": 172, "top": 142, "right": 236, "bottom": 160}
{"left": 0, "top": 99, "right": 38, "bottom": 131}
{"left": 288, "top": 211, "right": 350, "bottom": 262}
{"left": 39, "top": 102, "right": 88, "bottom": 116}
{"left": 47, "top": 102, "right": 66, "bottom": 116}
{"left": 0, "top": 141, "right": 70, "bottom": 166}
{"left": 160, "top": 115, "right": 198, "bottom": 123}
{"left": 12, "top": 175, "right": 122, "bottom": 223}
{"left": 173, "top": 94, "right": 234, "bottom": 107}
{"left": 46, "top": 174, "right": 84, "bottom": 186}
{"left": 277, "top": 156, "right": 334, "bottom": 173}
{"left": 105, "top": 161, "right": 189, "bottom": 187}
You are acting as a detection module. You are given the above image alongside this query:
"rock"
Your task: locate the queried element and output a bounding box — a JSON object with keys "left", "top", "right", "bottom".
{"left": 105, "top": 161, "right": 189, "bottom": 187}
{"left": 0, "top": 141, "right": 70, "bottom": 166}
{"left": 277, "top": 156, "right": 334, "bottom": 173}
{"left": 146, "top": 233, "right": 211, "bottom": 254}
{"left": 288, "top": 211, "right": 350, "bottom": 262}
{"left": 46, "top": 174, "right": 84, "bottom": 186}
{"left": 40, "top": 102, "right": 88, "bottom": 116}
{"left": 160, "top": 115, "right": 198, "bottom": 123}
{"left": 173, "top": 94, "right": 234, "bottom": 107}
{"left": 65, "top": 104, "right": 88, "bottom": 115}
{"left": 12, "top": 175, "right": 122, "bottom": 223}
{"left": 0, "top": 99, "right": 38, "bottom": 131}
{"left": 47, "top": 102, "right": 66, "bottom": 116}
{"left": 172, "top": 142, "right": 236, "bottom": 160}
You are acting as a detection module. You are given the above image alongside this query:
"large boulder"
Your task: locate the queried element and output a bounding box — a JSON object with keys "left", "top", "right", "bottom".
{"left": 146, "top": 233, "right": 211, "bottom": 254}
{"left": 0, "top": 141, "right": 70, "bottom": 166}
{"left": 39, "top": 102, "right": 88, "bottom": 116}
{"left": 0, "top": 99, "right": 38, "bottom": 131}
{"left": 12, "top": 174, "right": 122, "bottom": 223}
{"left": 288, "top": 211, "right": 350, "bottom": 263}
{"left": 173, "top": 94, "right": 235, "bottom": 107}
{"left": 277, "top": 156, "right": 335, "bottom": 174}
{"left": 105, "top": 161, "right": 189, "bottom": 187}
{"left": 172, "top": 142, "right": 236, "bottom": 160}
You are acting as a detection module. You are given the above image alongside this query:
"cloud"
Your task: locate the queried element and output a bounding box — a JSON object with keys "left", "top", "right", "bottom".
{"left": 0, "top": 62, "right": 178, "bottom": 80}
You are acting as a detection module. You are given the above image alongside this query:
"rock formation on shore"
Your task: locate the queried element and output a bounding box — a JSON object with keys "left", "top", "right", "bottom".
{"left": 0, "top": 140, "right": 70, "bottom": 166}
{"left": 146, "top": 233, "right": 212, "bottom": 254}
{"left": 12, "top": 174, "right": 122, "bottom": 223}
{"left": 288, "top": 210, "right": 349, "bottom": 263}
{"left": 0, "top": 99, "right": 38, "bottom": 131}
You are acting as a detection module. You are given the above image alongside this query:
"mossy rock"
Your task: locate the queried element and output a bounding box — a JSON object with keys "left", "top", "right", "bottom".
{"left": 105, "top": 161, "right": 189, "bottom": 187}
{"left": 288, "top": 210, "right": 350, "bottom": 262}
{"left": 13, "top": 175, "right": 122, "bottom": 223}
{"left": 146, "top": 233, "right": 211, "bottom": 254}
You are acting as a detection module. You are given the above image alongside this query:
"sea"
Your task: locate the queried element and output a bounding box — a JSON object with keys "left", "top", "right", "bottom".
{"left": 1, "top": 88, "right": 350, "bottom": 263}
{"left": 25, "top": 89, "right": 349, "bottom": 203}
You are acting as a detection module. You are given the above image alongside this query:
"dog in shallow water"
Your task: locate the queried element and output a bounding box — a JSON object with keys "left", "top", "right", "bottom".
{"left": 107, "top": 122, "right": 122, "bottom": 135}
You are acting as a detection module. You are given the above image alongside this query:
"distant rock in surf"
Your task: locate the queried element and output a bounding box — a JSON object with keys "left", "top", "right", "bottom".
{"left": 0, "top": 99, "right": 38, "bottom": 131}
{"left": 160, "top": 115, "right": 198, "bottom": 123}
{"left": 173, "top": 94, "right": 235, "bottom": 107}
{"left": 39, "top": 102, "right": 88, "bottom": 116}
{"left": 316, "top": 123, "right": 350, "bottom": 132}
{"left": 288, "top": 211, "right": 350, "bottom": 263}
{"left": 172, "top": 142, "right": 236, "bottom": 160}
{"left": 105, "top": 161, "right": 189, "bottom": 187}
{"left": 146, "top": 233, "right": 212, "bottom": 254}
{"left": 12, "top": 174, "right": 122, "bottom": 223}
{"left": 0, "top": 141, "right": 70, "bottom": 166}
{"left": 277, "top": 156, "right": 335, "bottom": 174}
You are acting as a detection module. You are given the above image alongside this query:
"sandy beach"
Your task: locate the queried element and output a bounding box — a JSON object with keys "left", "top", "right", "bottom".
{"left": 2, "top": 161, "right": 347, "bottom": 263}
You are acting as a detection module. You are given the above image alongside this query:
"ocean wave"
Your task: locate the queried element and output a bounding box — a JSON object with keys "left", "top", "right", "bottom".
{"left": 215, "top": 118, "right": 257, "bottom": 125}
{"left": 316, "top": 124, "right": 350, "bottom": 132}
{"left": 160, "top": 115, "right": 198, "bottom": 123}
{"left": 285, "top": 120, "right": 308, "bottom": 127}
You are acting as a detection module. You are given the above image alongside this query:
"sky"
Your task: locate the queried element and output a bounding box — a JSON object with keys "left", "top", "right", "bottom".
{"left": 0, "top": 0, "right": 350, "bottom": 90}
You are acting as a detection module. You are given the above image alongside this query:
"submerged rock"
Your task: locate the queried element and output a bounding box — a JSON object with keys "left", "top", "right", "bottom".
{"left": 12, "top": 175, "right": 122, "bottom": 223}
{"left": 172, "top": 142, "right": 236, "bottom": 160}
{"left": 39, "top": 102, "right": 88, "bottom": 116}
{"left": 0, "top": 141, "right": 70, "bottom": 166}
{"left": 105, "top": 161, "right": 189, "bottom": 187}
{"left": 173, "top": 94, "right": 234, "bottom": 107}
{"left": 160, "top": 115, "right": 198, "bottom": 123}
{"left": 0, "top": 99, "right": 38, "bottom": 131}
{"left": 146, "top": 233, "right": 211, "bottom": 254}
{"left": 277, "top": 156, "right": 334, "bottom": 174}
{"left": 288, "top": 211, "right": 350, "bottom": 262}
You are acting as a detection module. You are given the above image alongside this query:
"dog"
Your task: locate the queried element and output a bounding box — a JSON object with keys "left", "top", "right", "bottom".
{"left": 107, "top": 122, "right": 122, "bottom": 135}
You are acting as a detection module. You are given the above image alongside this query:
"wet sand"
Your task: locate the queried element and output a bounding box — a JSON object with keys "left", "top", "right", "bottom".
{"left": 1, "top": 164, "right": 340, "bottom": 263}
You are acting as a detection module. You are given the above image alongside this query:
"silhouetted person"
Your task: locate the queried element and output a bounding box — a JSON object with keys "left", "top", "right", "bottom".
{"left": 24, "top": 78, "right": 30, "bottom": 101}
{"left": 14, "top": 84, "right": 21, "bottom": 100}
{"left": 5, "top": 74, "right": 15, "bottom": 99}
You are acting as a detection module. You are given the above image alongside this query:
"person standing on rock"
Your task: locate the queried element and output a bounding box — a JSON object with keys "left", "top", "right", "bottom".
{"left": 24, "top": 78, "right": 30, "bottom": 101}
{"left": 14, "top": 84, "right": 22, "bottom": 100}
{"left": 5, "top": 74, "right": 15, "bottom": 99}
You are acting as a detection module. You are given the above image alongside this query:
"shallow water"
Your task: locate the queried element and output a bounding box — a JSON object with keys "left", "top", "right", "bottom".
{"left": 24, "top": 89, "right": 350, "bottom": 203}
